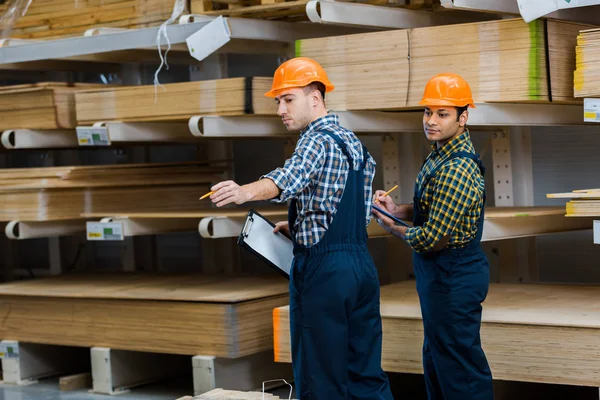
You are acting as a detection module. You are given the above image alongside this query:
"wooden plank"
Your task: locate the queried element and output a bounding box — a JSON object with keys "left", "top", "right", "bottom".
{"left": 0, "top": 0, "right": 184, "bottom": 39}
{"left": 0, "top": 274, "right": 288, "bottom": 358}
{"left": 295, "top": 19, "right": 592, "bottom": 110}
{"left": 274, "top": 281, "right": 600, "bottom": 387}
{"left": 74, "top": 78, "right": 275, "bottom": 124}
{"left": 59, "top": 372, "right": 92, "bottom": 391}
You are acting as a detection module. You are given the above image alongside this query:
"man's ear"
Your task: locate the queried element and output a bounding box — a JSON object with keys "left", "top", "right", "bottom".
{"left": 459, "top": 110, "right": 469, "bottom": 127}
{"left": 311, "top": 90, "right": 321, "bottom": 107}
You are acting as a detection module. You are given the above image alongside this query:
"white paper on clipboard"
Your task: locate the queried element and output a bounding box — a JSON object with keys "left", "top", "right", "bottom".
{"left": 238, "top": 210, "right": 294, "bottom": 278}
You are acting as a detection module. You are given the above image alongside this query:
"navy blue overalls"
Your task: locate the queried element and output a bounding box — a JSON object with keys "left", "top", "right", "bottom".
{"left": 288, "top": 128, "right": 393, "bottom": 400}
{"left": 412, "top": 151, "right": 494, "bottom": 400}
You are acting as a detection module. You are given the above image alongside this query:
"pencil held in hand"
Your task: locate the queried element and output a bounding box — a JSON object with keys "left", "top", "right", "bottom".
{"left": 375, "top": 185, "right": 398, "bottom": 203}
{"left": 199, "top": 191, "right": 214, "bottom": 200}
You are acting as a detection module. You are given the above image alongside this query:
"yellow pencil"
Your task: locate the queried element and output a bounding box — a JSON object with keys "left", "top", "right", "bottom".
{"left": 375, "top": 184, "right": 398, "bottom": 203}
{"left": 199, "top": 191, "right": 214, "bottom": 200}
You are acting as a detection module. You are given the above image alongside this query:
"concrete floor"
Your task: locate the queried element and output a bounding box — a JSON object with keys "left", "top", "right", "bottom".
{"left": 0, "top": 374, "right": 597, "bottom": 400}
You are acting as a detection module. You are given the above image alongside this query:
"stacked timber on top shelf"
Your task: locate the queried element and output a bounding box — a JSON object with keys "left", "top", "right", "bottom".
{"left": 574, "top": 28, "right": 600, "bottom": 97}
{"left": 295, "top": 19, "right": 590, "bottom": 111}
{"left": 75, "top": 78, "right": 274, "bottom": 124}
{"left": 547, "top": 189, "right": 600, "bottom": 217}
{"left": 190, "top": 0, "right": 431, "bottom": 21}
{"left": 0, "top": 0, "right": 184, "bottom": 39}
{"left": 0, "top": 273, "right": 288, "bottom": 357}
{"left": 0, "top": 161, "right": 225, "bottom": 221}
{"left": 274, "top": 281, "right": 600, "bottom": 387}
{"left": 0, "top": 83, "right": 102, "bottom": 130}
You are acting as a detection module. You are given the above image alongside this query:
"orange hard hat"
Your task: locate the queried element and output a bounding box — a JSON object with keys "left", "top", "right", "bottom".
{"left": 264, "top": 57, "right": 334, "bottom": 98}
{"left": 419, "top": 73, "right": 476, "bottom": 108}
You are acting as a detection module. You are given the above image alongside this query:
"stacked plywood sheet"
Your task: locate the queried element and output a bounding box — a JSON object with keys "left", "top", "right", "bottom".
{"left": 75, "top": 78, "right": 274, "bottom": 124}
{"left": 0, "top": 161, "right": 225, "bottom": 221}
{"left": 192, "top": 0, "right": 431, "bottom": 21}
{"left": 547, "top": 189, "right": 600, "bottom": 216}
{"left": 0, "top": 83, "right": 103, "bottom": 130}
{"left": 295, "top": 19, "right": 591, "bottom": 111}
{"left": 274, "top": 281, "right": 600, "bottom": 387}
{"left": 0, "top": 273, "right": 288, "bottom": 357}
{"left": 574, "top": 28, "right": 600, "bottom": 97}
{"left": 0, "top": 0, "right": 183, "bottom": 39}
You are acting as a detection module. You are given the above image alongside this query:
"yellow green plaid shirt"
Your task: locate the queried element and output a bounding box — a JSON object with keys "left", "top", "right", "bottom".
{"left": 404, "top": 130, "right": 485, "bottom": 253}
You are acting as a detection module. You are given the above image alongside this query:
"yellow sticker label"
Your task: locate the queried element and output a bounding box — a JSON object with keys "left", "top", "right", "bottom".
{"left": 87, "top": 232, "right": 102, "bottom": 238}
{"left": 79, "top": 138, "right": 90, "bottom": 144}
{"left": 584, "top": 111, "right": 597, "bottom": 120}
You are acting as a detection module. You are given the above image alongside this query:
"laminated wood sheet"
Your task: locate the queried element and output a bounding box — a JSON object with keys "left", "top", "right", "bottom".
{"left": 295, "top": 19, "right": 593, "bottom": 111}
{"left": 547, "top": 188, "right": 600, "bottom": 217}
{"left": 274, "top": 281, "right": 600, "bottom": 386}
{"left": 0, "top": 83, "right": 103, "bottom": 130}
{"left": 75, "top": 78, "right": 275, "bottom": 124}
{"left": 0, "top": 273, "right": 289, "bottom": 358}
{"left": 0, "top": 0, "right": 183, "bottom": 39}
{"left": 0, "top": 161, "right": 225, "bottom": 221}
{"left": 574, "top": 28, "right": 600, "bottom": 97}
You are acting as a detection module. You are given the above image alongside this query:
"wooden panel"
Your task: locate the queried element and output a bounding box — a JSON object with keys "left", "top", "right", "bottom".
{"left": 0, "top": 274, "right": 289, "bottom": 358}
{"left": 274, "top": 281, "right": 600, "bottom": 386}
{"left": 574, "top": 28, "right": 600, "bottom": 97}
{"left": 0, "top": 0, "right": 184, "bottom": 39}
{"left": 296, "top": 19, "right": 591, "bottom": 110}
{"left": 75, "top": 78, "right": 275, "bottom": 124}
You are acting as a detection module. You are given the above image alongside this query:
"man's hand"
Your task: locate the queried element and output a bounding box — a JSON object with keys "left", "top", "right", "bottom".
{"left": 372, "top": 206, "right": 408, "bottom": 239}
{"left": 210, "top": 180, "right": 252, "bottom": 207}
{"left": 273, "top": 221, "right": 290, "bottom": 236}
{"left": 373, "top": 190, "right": 398, "bottom": 214}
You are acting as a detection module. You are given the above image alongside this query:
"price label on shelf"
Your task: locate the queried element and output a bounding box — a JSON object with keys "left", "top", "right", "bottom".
{"left": 86, "top": 222, "right": 124, "bottom": 241}
{"left": 0, "top": 342, "right": 19, "bottom": 359}
{"left": 583, "top": 98, "right": 600, "bottom": 123}
{"left": 76, "top": 126, "right": 111, "bottom": 146}
{"left": 594, "top": 221, "right": 600, "bottom": 245}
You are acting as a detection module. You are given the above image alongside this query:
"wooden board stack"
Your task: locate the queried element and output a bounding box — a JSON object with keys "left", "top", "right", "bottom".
{"left": 547, "top": 189, "right": 600, "bottom": 217}
{"left": 192, "top": 0, "right": 431, "bottom": 21}
{"left": 295, "top": 19, "right": 590, "bottom": 111}
{"left": 75, "top": 78, "right": 274, "bottom": 124}
{"left": 0, "top": 273, "right": 288, "bottom": 357}
{"left": 0, "top": 83, "right": 103, "bottom": 131}
{"left": 0, "top": 0, "right": 183, "bottom": 39}
{"left": 274, "top": 280, "right": 600, "bottom": 387}
{"left": 574, "top": 28, "right": 600, "bottom": 97}
{"left": 0, "top": 161, "right": 225, "bottom": 221}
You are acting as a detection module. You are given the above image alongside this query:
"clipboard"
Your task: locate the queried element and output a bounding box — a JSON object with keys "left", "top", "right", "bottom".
{"left": 372, "top": 205, "right": 411, "bottom": 228}
{"left": 237, "top": 209, "right": 294, "bottom": 279}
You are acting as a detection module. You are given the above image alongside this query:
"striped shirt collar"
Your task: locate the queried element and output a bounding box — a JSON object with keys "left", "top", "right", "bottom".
{"left": 300, "top": 114, "right": 339, "bottom": 135}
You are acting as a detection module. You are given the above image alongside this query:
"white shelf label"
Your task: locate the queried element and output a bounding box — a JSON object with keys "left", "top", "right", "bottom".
{"left": 594, "top": 221, "right": 600, "bottom": 245}
{"left": 584, "top": 98, "right": 600, "bottom": 123}
{"left": 76, "top": 126, "right": 111, "bottom": 146}
{"left": 0, "top": 342, "right": 19, "bottom": 359}
{"left": 87, "top": 222, "right": 124, "bottom": 241}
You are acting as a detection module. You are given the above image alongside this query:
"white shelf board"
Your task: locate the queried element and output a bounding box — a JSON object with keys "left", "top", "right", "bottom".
{"left": 0, "top": 17, "right": 365, "bottom": 66}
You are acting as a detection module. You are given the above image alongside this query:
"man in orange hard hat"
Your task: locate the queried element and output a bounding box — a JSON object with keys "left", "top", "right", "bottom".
{"left": 209, "top": 57, "right": 393, "bottom": 400}
{"left": 373, "top": 73, "right": 493, "bottom": 399}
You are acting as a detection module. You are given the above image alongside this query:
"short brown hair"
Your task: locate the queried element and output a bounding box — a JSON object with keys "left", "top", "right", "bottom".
{"left": 303, "top": 82, "right": 326, "bottom": 100}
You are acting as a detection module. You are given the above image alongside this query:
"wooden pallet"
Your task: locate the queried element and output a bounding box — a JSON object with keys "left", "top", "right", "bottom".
{"left": 191, "top": 0, "right": 431, "bottom": 21}
{"left": 274, "top": 280, "right": 600, "bottom": 387}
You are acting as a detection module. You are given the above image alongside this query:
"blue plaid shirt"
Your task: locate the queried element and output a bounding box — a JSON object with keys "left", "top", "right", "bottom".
{"left": 262, "top": 114, "right": 376, "bottom": 247}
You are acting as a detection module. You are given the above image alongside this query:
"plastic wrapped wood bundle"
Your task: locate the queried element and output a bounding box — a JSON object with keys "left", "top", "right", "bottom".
{"left": 574, "top": 28, "right": 600, "bottom": 97}
{"left": 0, "top": 0, "right": 185, "bottom": 39}
{"left": 295, "top": 19, "right": 591, "bottom": 111}
{"left": 75, "top": 78, "right": 275, "bottom": 124}
{"left": 0, "top": 161, "right": 226, "bottom": 221}
{"left": 0, "top": 83, "right": 103, "bottom": 130}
